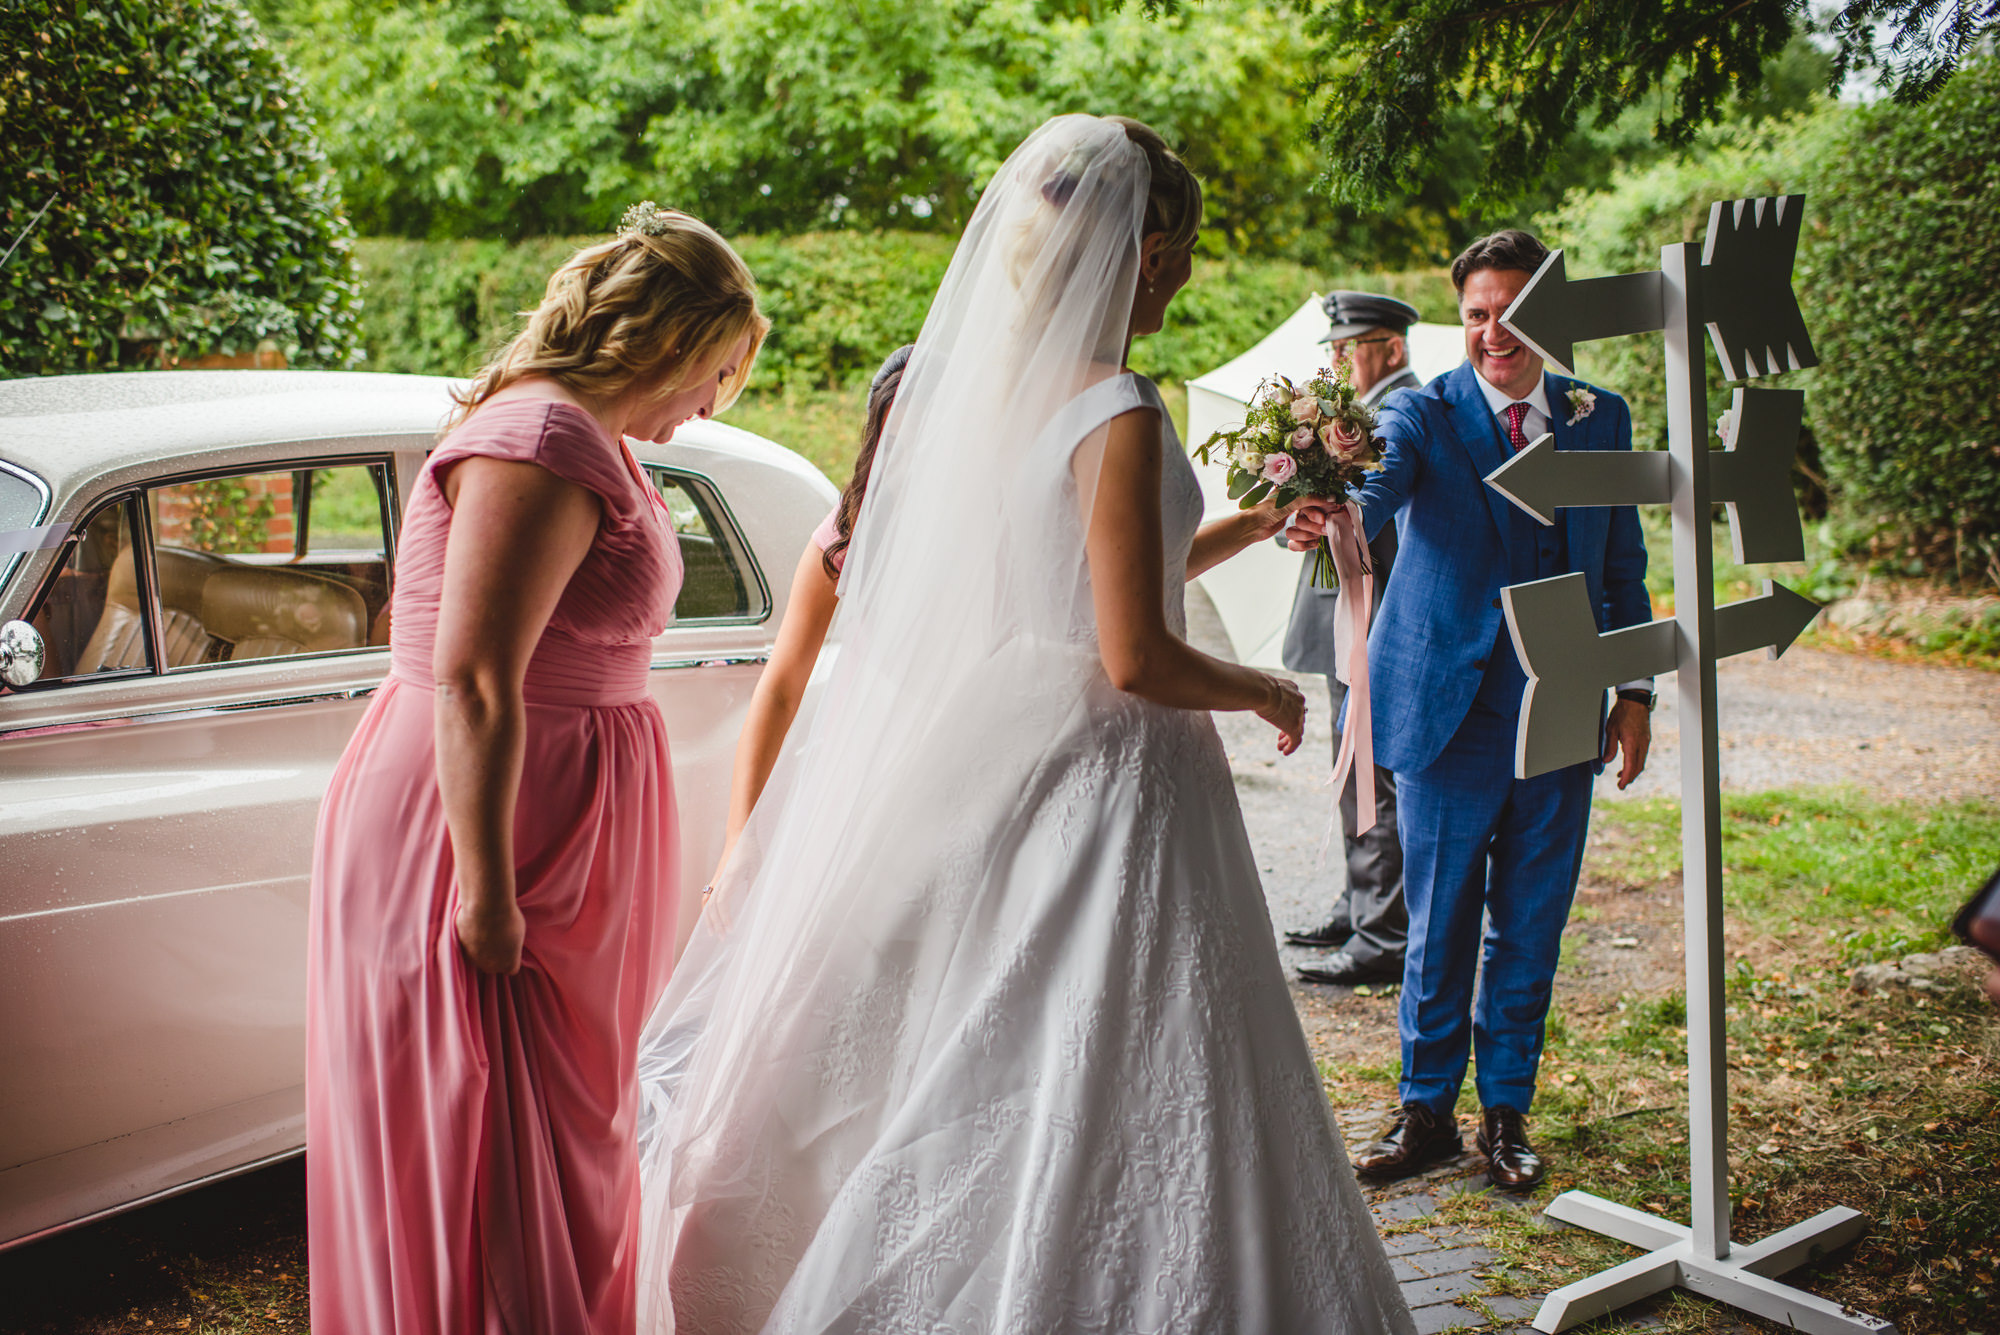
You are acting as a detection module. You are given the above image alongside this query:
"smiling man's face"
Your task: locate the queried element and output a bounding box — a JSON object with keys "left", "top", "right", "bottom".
{"left": 1459, "top": 267, "right": 1543, "bottom": 401}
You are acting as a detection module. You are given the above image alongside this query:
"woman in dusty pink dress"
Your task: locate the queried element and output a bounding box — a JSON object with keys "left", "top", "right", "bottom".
{"left": 306, "top": 204, "right": 766, "bottom": 1334}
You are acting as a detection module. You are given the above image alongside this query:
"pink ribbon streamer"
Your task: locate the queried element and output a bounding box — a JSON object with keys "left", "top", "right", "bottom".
{"left": 1325, "top": 501, "right": 1378, "bottom": 835}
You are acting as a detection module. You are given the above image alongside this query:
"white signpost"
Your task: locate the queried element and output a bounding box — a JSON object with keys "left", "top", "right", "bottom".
{"left": 1485, "top": 196, "right": 1897, "bottom": 1335}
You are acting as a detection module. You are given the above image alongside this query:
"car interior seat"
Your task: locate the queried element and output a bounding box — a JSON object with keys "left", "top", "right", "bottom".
{"left": 75, "top": 545, "right": 225, "bottom": 674}
{"left": 199, "top": 564, "right": 368, "bottom": 661}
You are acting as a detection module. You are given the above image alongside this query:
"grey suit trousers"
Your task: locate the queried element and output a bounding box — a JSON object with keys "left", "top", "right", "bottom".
{"left": 1280, "top": 367, "right": 1418, "bottom": 966}
{"left": 1326, "top": 679, "right": 1407, "bottom": 969}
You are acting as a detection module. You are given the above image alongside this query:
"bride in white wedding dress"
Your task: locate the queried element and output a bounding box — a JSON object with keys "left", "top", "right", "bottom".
{"left": 633, "top": 114, "right": 1414, "bottom": 1335}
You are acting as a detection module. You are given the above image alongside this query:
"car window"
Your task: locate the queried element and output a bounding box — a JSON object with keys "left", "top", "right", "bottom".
{"left": 25, "top": 497, "right": 153, "bottom": 681}
{"left": 0, "top": 463, "right": 42, "bottom": 531}
{"left": 648, "top": 468, "right": 767, "bottom": 623}
{"left": 0, "top": 460, "right": 49, "bottom": 592}
{"left": 146, "top": 462, "right": 394, "bottom": 668}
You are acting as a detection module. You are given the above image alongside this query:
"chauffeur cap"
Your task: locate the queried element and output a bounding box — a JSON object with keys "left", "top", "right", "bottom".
{"left": 1319, "top": 290, "right": 1421, "bottom": 343}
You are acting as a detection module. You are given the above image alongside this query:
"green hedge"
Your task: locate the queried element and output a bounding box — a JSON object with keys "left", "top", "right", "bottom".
{"left": 1807, "top": 59, "right": 2000, "bottom": 586}
{"left": 1540, "top": 62, "right": 2000, "bottom": 587}
{"left": 0, "top": 0, "right": 360, "bottom": 375}
{"left": 1535, "top": 119, "right": 1838, "bottom": 460}
{"left": 353, "top": 231, "right": 1455, "bottom": 393}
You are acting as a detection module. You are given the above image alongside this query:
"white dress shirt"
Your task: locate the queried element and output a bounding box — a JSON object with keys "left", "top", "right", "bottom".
{"left": 1472, "top": 369, "right": 1552, "bottom": 445}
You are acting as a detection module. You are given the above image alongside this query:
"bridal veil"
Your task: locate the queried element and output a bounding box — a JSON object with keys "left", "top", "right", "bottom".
{"left": 632, "top": 114, "right": 1412, "bottom": 1335}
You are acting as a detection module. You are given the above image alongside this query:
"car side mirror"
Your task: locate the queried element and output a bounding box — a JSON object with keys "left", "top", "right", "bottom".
{"left": 1, "top": 619, "right": 45, "bottom": 687}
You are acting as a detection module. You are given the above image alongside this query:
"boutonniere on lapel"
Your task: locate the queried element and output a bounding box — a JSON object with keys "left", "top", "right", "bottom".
{"left": 1563, "top": 386, "right": 1597, "bottom": 427}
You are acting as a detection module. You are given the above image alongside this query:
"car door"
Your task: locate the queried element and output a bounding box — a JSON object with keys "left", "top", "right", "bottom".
{"left": 639, "top": 464, "right": 779, "bottom": 947}
{"left": 0, "top": 454, "right": 406, "bottom": 1248}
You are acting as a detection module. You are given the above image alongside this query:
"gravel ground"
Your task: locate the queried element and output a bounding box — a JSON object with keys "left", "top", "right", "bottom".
{"left": 1187, "top": 588, "right": 2000, "bottom": 977}
{"left": 5, "top": 591, "right": 1988, "bottom": 1334}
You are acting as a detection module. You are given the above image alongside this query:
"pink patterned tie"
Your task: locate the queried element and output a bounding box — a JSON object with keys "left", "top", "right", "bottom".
{"left": 1504, "top": 401, "right": 1532, "bottom": 453}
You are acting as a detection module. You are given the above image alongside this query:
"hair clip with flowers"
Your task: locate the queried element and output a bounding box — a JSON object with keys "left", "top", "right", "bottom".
{"left": 618, "top": 201, "right": 681, "bottom": 238}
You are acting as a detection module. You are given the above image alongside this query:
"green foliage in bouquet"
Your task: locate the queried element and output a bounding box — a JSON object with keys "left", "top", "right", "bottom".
{"left": 0, "top": 0, "right": 361, "bottom": 375}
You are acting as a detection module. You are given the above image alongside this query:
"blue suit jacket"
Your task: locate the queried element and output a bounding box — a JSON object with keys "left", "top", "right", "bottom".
{"left": 1356, "top": 361, "right": 1651, "bottom": 775}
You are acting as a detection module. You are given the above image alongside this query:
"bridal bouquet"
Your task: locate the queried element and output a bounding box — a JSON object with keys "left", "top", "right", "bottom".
{"left": 1193, "top": 363, "right": 1382, "bottom": 587}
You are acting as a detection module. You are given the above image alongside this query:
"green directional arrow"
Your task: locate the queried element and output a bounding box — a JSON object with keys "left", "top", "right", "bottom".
{"left": 1713, "top": 580, "right": 1820, "bottom": 661}
{"left": 1500, "top": 250, "right": 1665, "bottom": 377}
{"left": 1483, "top": 433, "right": 1671, "bottom": 526}
{"left": 1501, "top": 572, "right": 1678, "bottom": 779}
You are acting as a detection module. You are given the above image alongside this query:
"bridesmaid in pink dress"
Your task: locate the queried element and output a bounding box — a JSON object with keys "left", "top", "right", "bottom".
{"left": 306, "top": 205, "right": 766, "bottom": 1334}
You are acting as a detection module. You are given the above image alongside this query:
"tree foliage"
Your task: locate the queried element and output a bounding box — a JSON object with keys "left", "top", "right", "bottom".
{"left": 0, "top": 0, "right": 361, "bottom": 375}
{"left": 350, "top": 229, "right": 1454, "bottom": 391}
{"left": 257, "top": 0, "right": 1343, "bottom": 256}
{"left": 1543, "top": 57, "right": 2000, "bottom": 587}
{"left": 1169, "top": 0, "right": 1998, "bottom": 211}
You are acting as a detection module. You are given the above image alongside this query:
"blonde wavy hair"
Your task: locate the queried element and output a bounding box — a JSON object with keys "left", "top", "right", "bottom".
{"left": 1004, "top": 116, "right": 1203, "bottom": 329}
{"left": 448, "top": 207, "right": 769, "bottom": 431}
{"left": 1104, "top": 115, "right": 1202, "bottom": 253}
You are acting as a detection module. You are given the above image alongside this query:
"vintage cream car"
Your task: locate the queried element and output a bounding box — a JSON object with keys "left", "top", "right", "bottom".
{"left": 0, "top": 370, "right": 834, "bottom": 1251}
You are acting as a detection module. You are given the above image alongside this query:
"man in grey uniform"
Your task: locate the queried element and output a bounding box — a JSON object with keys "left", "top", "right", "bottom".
{"left": 1284, "top": 290, "right": 1423, "bottom": 987}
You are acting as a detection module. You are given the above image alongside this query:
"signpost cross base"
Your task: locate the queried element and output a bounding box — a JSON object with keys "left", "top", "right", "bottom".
{"left": 1532, "top": 1191, "right": 1895, "bottom": 1333}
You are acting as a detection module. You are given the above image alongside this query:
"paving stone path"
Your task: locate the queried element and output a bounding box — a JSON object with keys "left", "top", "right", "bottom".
{"left": 1336, "top": 1096, "right": 1756, "bottom": 1333}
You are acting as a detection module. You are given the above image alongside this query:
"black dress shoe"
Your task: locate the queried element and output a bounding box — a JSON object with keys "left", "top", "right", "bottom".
{"left": 1477, "top": 1106, "right": 1546, "bottom": 1190}
{"left": 1284, "top": 920, "right": 1352, "bottom": 949}
{"left": 1295, "top": 951, "right": 1402, "bottom": 987}
{"left": 1352, "top": 1103, "right": 1464, "bottom": 1180}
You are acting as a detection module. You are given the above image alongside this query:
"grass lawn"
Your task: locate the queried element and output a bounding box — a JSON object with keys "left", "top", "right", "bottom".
{"left": 1326, "top": 789, "right": 2000, "bottom": 1334}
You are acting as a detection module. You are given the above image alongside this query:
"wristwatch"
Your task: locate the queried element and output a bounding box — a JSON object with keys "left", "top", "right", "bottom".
{"left": 1615, "top": 687, "right": 1658, "bottom": 711}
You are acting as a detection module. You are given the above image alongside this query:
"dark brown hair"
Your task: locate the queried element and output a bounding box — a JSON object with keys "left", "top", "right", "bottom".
{"left": 1450, "top": 229, "right": 1551, "bottom": 294}
{"left": 823, "top": 345, "right": 914, "bottom": 579}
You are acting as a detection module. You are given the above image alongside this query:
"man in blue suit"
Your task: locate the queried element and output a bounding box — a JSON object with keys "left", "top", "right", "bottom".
{"left": 1290, "top": 230, "right": 1654, "bottom": 1189}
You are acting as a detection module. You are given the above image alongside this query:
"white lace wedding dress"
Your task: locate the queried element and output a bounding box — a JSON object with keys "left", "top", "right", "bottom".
{"left": 633, "top": 115, "right": 1410, "bottom": 1335}
{"left": 638, "top": 378, "right": 1411, "bottom": 1335}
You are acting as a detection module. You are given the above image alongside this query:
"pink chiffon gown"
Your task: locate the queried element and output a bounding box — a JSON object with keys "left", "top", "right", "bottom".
{"left": 307, "top": 399, "right": 683, "bottom": 1334}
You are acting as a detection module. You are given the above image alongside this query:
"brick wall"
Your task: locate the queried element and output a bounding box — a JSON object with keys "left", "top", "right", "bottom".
{"left": 153, "top": 472, "right": 295, "bottom": 555}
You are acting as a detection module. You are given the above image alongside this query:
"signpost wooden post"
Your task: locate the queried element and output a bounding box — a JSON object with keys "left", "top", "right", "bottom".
{"left": 1485, "top": 196, "right": 1897, "bottom": 1335}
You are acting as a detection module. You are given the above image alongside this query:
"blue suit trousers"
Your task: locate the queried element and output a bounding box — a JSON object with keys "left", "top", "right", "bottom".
{"left": 1395, "top": 702, "right": 1594, "bottom": 1116}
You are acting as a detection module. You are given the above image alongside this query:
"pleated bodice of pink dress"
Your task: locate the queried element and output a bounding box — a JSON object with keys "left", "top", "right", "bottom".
{"left": 307, "top": 398, "right": 683, "bottom": 1334}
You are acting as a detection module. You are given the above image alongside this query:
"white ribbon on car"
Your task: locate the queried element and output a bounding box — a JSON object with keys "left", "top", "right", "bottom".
{"left": 0, "top": 522, "right": 70, "bottom": 554}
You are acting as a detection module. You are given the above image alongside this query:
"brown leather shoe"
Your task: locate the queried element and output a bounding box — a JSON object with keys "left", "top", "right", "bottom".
{"left": 1477, "top": 1106, "right": 1545, "bottom": 1190}
{"left": 1352, "top": 1103, "right": 1464, "bottom": 1180}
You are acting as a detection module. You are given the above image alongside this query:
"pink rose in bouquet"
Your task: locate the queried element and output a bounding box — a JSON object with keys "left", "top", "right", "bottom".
{"left": 1321, "top": 416, "right": 1367, "bottom": 460}
{"left": 1261, "top": 451, "right": 1299, "bottom": 484}
{"left": 1289, "top": 424, "right": 1316, "bottom": 451}
{"left": 1290, "top": 394, "right": 1322, "bottom": 424}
